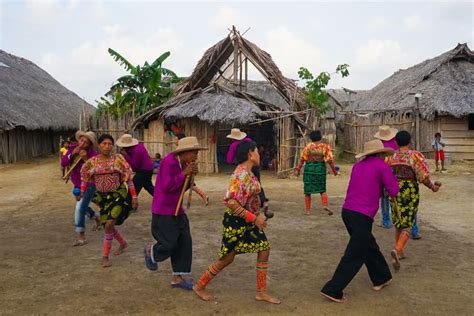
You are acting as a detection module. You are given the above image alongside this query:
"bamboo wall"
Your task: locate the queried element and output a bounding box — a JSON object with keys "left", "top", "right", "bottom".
{"left": 342, "top": 110, "right": 454, "bottom": 160}
{"left": 142, "top": 118, "right": 218, "bottom": 173}
{"left": 0, "top": 128, "right": 73, "bottom": 164}
{"left": 439, "top": 116, "right": 474, "bottom": 160}
{"left": 88, "top": 112, "right": 140, "bottom": 141}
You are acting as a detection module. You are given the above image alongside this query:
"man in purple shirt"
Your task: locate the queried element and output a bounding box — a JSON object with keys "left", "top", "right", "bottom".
{"left": 374, "top": 125, "right": 398, "bottom": 229}
{"left": 117, "top": 134, "right": 155, "bottom": 197}
{"left": 321, "top": 139, "right": 399, "bottom": 303}
{"left": 144, "top": 136, "right": 205, "bottom": 290}
{"left": 61, "top": 130, "right": 98, "bottom": 246}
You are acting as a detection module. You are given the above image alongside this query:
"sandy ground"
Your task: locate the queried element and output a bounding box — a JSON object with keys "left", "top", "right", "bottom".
{"left": 0, "top": 157, "right": 473, "bottom": 315}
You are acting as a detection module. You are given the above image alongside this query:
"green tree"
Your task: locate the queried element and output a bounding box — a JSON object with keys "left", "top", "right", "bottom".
{"left": 96, "top": 49, "right": 181, "bottom": 117}
{"left": 298, "top": 64, "right": 349, "bottom": 116}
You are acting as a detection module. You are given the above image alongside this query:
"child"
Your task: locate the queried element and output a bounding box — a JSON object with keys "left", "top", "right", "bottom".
{"left": 59, "top": 140, "right": 70, "bottom": 176}
{"left": 432, "top": 132, "right": 446, "bottom": 171}
{"left": 153, "top": 153, "right": 162, "bottom": 174}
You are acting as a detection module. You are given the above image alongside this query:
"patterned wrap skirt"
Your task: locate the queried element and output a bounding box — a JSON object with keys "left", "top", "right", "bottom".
{"left": 219, "top": 211, "right": 270, "bottom": 259}
{"left": 303, "top": 161, "right": 327, "bottom": 194}
{"left": 92, "top": 183, "right": 132, "bottom": 226}
{"left": 390, "top": 180, "right": 419, "bottom": 229}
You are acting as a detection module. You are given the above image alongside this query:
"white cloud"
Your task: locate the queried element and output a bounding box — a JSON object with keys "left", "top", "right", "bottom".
{"left": 263, "top": 26, "right": 325, "bottom": 81}
{"left": 210, "top": 5, "right": 247, "bottom": 30}
{"left": 39, "top": 27, "right": 187, "bottom": 103}
{"left": 366, "top": 17, "right": 389, "bottom": 30}
{"left": 354, "top": 39, "right": 412, "bottom": 73}
{"left": 403, "top": 14, "right": 425, "bottom": 31}
{"left": 25, "top": 0, "right": 79, "bottom": 23}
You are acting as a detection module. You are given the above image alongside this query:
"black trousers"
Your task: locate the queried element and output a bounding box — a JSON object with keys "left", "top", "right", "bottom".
{"left": 133, "top": 170, "right": 154, "bottom": 196}
{"left": 151, "top": 214, "right": 192, "bottom": 275}
{"left": 251, "top": 166, "right": 266, "bottom": 206}
{"left": 321, "top": 209, "right": 392, "bottom": 299}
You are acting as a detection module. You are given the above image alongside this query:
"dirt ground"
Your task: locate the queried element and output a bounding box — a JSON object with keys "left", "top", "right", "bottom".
{"left": 1, "top": 157, "right": 473, "bottom": 315}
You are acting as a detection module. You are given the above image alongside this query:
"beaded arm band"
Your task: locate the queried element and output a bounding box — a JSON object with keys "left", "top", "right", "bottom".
{"left": 226, "top": 199, "right": 257, "bottom": 223}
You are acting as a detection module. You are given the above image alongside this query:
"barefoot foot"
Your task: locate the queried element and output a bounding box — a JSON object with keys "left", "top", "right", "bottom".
{"left": 256, "top": 291, "right": 281, "bottom": 304}
{"left": 193, "top": 285, "right": 215, "bottom": 301}
{"left": 373, "top": 278, "right": 392, "bottom": 291}
{"left": 102, "top": 257, "right": 112, "bottom": 268}
{"left": 391, "top": 250, "right": 400, "bottom": 272}
{"left": 114, "top": 242, "right": 128, "bottom": 256}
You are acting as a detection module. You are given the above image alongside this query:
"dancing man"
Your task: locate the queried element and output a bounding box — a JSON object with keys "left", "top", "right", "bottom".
{"left": 296, "top": 130, "right": 337, "bottom": 215}
{"left": 388, "top": 131, "right": 441, "bottom": 271}
{"left": 321, "top": 139, "right": 398, "bottom": 303}
{"left": 116, "top": 134, "right": 155, "bottom": 198}
{"left": 374, "top": 125, "right": 398, "bottom": 229}
{"left": 61, "top": 130, "right": 99, "bottom": 246}
{"left": 144, "top": 136, "right": 205, "bottom": 290}
{"left": 193, "top": 141, "right": 280, "bottom": 304}
{"left": 81, "top": 134, "right": 137, "bottom": 267}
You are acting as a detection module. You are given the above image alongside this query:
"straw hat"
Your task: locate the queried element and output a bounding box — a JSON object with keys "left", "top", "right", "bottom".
{"left": 172, "top": 136, "right": 207, "bottom": 154}
{"left": 355, "top": 139, "right": 395, "bottom": 159}
{"left": 374, "top": 125, "right": 398, "bottom": 141}
{"left": 75, "top": 130, "right": 97, "bottom": 148}
{"left": 116, "top": 134, "right": 139, "bottom": 148}
{"left": 226, "top": 128, "right": 247, "bottom": 141}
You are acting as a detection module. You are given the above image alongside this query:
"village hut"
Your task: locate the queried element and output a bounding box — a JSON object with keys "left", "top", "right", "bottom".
{"left": 133, "top": 28, "right": 334, "bottom": 174}
{"left": 0, "top": 50, "right": 93, "bottom": 164}
{"left": 342, "top": 43, "right": 474, "bottom": 161}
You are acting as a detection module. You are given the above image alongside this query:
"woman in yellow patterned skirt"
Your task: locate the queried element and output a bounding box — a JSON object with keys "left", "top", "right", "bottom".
{"left": 388, "top": 131, "right": 441, "bottom": 271}
{"left": 193, "top": 141, "right": 280, "bottom": 304}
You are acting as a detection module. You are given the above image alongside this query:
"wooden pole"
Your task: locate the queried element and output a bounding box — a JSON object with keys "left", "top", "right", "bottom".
{"left": 233, "top": 33, "right": 239, "bottom": 83}
{"left": 415, "top": 101, "right": 420, "bottom": 151}
{"left": 175, "top": 176, "right": 190, "bottom": 216}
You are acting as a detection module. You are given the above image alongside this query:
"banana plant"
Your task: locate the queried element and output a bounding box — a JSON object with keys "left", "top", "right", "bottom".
{"left": 97, "top": 49, "right": 182, "bottom": 117}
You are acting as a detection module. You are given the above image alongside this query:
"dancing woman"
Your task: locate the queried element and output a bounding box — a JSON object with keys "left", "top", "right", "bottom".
{"left": 388, "top": 131, "right": 440, "bottom": 271}
{"left": 296, "top": 130, "right": 337, "bottom": 215}
{"left": 61, "top": 130, "right": 99, "bottom": 246}
{"left": 80, "top": 134, "right": 138, "bottom": 268}
{"left": 193, "top": 141, "right": 280, "bottom": 304}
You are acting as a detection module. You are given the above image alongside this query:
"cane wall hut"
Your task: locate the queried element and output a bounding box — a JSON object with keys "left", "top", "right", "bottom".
{"left": 133, "top": 28, "right": 332, "bottom": 175}
{"left": 342, "top": 43, "right": 474, "bottom": 161}
{"left": 0, "top": 50, "right": 93, "bottom": 163}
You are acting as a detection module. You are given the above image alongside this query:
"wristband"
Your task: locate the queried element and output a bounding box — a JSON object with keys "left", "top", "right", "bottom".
{"left": 80, "top": 183, "right": 86, "bottom": 193}
{"left": 129, "top": 186, "right": 137, "bottom": 199}
{"left": 245, "top": 211, "right": 257, "bottom": 223}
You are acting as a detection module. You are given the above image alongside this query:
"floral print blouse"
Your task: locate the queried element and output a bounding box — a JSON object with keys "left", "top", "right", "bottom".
{"left": 300, "top": 142, "right": 334, "bottom": 163}
{"left": 81, "top": 153, "right": 134, "bottom": 192}
{"left": 223, "top": 165, "right": 261, "bottom": 216}
{"left": 388, "top": 150, "right": 430, "bottom": 183}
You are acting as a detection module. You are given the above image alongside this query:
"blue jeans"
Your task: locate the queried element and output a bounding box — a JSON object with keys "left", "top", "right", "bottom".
{"left": 380, "top": 195, "right": 392, "bottom": 228}
{"left": 411, "top": 214, "right": 419, "bottom": 236}
{"left": 74, "top": 186, "right": 96, "bottom": 233}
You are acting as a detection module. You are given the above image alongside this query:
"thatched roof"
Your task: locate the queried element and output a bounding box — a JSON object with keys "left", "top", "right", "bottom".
{"left": 133, "top": 28, "right": 308, "bottom": 129}
{"left": 327, "top": 88, "right": 368, "bottom": 109}
{"left": 166, "top": 92, "right": 267, "bottom": 125}
{"left": 0, "top": 50, "right": 94, "bottom": 131}
{"left": 346, "top": 43, "right": 474, "bottom": 119}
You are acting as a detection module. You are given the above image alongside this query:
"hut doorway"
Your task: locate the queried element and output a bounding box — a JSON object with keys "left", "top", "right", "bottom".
{"left": 216, "top": 122, "right": 278, "bottom": 173}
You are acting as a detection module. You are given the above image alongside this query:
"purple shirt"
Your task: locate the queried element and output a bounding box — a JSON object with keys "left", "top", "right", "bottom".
{"left": 343, "top": 156, "right": 399, "bottom": 219}
{"left": 122, "top": 143, "right": 154, "bottom": 172}
{"left": 151, "top": 153, "right": 187, "bottom": 216}
{"left": 382, "top": 138, "right": 399, "bottom": 151}
{"left": 61, "top": 144, "right": 97, "bottom": 188}
{"left": 226, "top": 137, "right": 252, "bottom": 164}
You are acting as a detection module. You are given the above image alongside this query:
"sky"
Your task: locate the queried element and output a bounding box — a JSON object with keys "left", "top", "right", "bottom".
{"left": 1, "top": 0, "right": 473, "bottom": 105}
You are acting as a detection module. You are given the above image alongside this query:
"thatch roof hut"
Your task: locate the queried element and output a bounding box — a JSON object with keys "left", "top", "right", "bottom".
{"left": 342, "top": 43, "right": 474, "bottom": 161}
{"left": 0, "top": 49, "right": 94, "bottom": 163}
{"left": 133, "top": 28, "right": 331, "bottom": 174}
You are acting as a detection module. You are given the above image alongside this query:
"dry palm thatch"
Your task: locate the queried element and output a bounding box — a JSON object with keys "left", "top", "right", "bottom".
{"left": 346, "top": 43, "right": 474, "bottom": 120}
{"left": 132, "top": 28, "right": 309, "bottom": 129}
{"left": 0, "top": 50, "right": 94, "bottom": 131}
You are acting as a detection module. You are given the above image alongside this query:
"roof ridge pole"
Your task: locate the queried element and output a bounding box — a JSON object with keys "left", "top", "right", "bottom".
{"left": 232, "top": 25, "right": 239, "bottom": 85}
